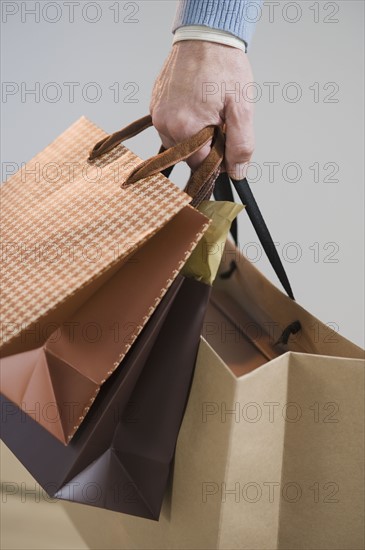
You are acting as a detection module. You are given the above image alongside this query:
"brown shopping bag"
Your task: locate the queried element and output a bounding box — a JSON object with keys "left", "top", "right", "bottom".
{"left": 0, "top": 274, "right": 211, "bottom": 520}
{"left": 63, "top": 174, "right": 364, "bottom": 550}
{"left": 0, "top": 115, "right": 225, "bottom": 444}
{"left": 0, "top": 194, "right": 239, "bottom": 519}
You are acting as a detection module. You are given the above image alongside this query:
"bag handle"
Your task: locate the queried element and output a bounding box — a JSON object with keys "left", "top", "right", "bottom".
{"left": 215, "top": 173, "right": 295, "bottom": 300}
{"left": 88, "top": 116, "right": 294, "bottom": 298}
{"left": 162, "top": 161, "right": 295, "bottom": 299}
{"left": 88, "top": 114, "right": 225, "bottom": 205}
{"left": 88, "top": 115, "right": 154, "bottom": 160}
{"left": 123, "top": 125, "right": 225, "bottom": 207}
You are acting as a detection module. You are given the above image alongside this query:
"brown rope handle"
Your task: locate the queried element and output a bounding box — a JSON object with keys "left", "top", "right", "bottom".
{"left": 122, "top": 125, "right": 221, "bottom": 183}
{"left": 88, "top": 114, "right": 225, "bottom": 205}
{"left": 184, "top": 126, "right": 225, "bottom": 206}
{"left": 123, "top": 124, "right": 225, "bottom": 205}
{"left": 88, "top": 115, "right": 153, "bottom": 160}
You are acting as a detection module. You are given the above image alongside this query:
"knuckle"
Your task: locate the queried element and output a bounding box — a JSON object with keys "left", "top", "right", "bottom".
{"left": 231, "top": 141, "right": 255, "bottom": 160}
{"left": 166, "top": 112, "right": 195, "bottom": 140}
{"left": 153, "top": 108, "right": 198, "bottom": 142}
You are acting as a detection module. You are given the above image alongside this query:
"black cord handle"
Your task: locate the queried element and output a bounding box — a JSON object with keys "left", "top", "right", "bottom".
{"left": 158, "top": 146, "right": 294, "bottom": 300}
{"left": 212, "top": 172, "right": 238, "bottom": 245}
{"left": 213, "top": 172, "right": 295, "bottom": 300}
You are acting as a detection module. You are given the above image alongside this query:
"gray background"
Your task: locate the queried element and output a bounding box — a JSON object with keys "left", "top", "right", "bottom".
{"left": 1, "top": 0, "right": 364, "bottom": 346}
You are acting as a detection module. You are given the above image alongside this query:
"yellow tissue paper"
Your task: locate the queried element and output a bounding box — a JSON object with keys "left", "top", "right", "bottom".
{"left": 181, "top": 201, "right": 244, "bottom": 285}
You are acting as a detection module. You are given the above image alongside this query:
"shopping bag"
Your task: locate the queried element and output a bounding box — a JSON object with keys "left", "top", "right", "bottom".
{"left": 0, "top": 200, "right": 240, "bottom": 520}
{"left": 0, "top": 115, "right": 225, "bottom": 443}
{"left": 0, "top": 112, "right": 232, "bottom": 518}
{"left": 0, "top": 273, "right": 211, "bottom": 520}
{"left": 63, "top": 174, "right": 364, "bottom": 550}
{"left": 0, "top": 114, "right": 214, "bottom": 356}
{"left": 1, "top": 195, "right": 242, "bottom": 519}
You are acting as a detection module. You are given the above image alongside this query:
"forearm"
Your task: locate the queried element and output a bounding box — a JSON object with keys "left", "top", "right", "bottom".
{"left": 172, "top": 0, "right": 263, "bottom": 51}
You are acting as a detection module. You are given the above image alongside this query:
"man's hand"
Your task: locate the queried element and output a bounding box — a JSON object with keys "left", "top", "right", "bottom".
{"left": 149, "top": 40, "right": 255, "bottom": 180}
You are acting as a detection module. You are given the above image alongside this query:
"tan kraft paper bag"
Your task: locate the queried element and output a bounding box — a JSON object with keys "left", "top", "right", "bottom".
{"left": 63, "top": 238, "right": 364, "bottom": 550}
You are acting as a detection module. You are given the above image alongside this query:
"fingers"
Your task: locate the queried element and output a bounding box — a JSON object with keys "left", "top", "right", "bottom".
{"left": 151, "top": 102, "right": 255, "bottom": 180}
{"left": 149, "top": 42, "right": 256, "bottom": 181}
{"left": 155, "top": 130, "right": 174, "bottom": 151}
{"left": 223, "top": 100, "right": 255, "bottom": 181}
{"left": 151, "top": 110, "right": 214, "bottom": 171}
{"left": 157, "top": 133, "right": 211, "bottom": 172}
{"left": 185, "top": 142, "right": 212, "bottom": 172}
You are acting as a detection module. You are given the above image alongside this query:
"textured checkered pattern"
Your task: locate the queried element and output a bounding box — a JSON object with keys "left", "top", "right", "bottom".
{"left": 1, "top": 117, "right": 195, "bottom": 348}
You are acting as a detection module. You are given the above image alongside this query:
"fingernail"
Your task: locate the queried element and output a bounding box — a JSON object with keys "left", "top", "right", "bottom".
{"left": 227, "top": 163, "right": 247, "bottom": 181}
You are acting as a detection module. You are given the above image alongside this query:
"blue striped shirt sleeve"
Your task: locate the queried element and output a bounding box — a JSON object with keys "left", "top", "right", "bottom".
{"left": 172, "top": 1, "right": 263, "bottom": 49}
